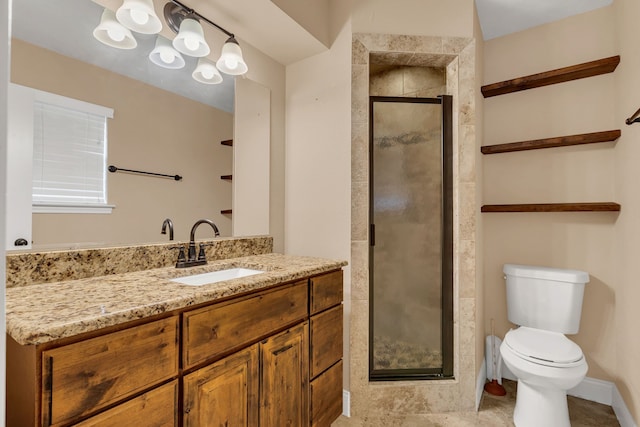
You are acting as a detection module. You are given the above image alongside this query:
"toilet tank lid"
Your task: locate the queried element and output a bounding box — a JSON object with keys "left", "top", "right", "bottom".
{"left": 503, "top": 264, "right": 589, "bottom": 284}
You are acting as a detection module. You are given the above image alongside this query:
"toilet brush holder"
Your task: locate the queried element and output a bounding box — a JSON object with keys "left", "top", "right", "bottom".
{"left": 485, "top": 319, "right": 506, "bottom": 396}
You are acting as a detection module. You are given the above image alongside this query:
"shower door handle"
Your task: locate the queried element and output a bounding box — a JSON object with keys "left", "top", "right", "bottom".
{"left": 370, "top": 224, "right": 375, "bottom": 246}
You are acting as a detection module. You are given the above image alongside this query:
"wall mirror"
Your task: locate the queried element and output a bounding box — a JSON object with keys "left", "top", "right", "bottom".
{"left": 8, "top": 0, "right": 270, "bottom": 250}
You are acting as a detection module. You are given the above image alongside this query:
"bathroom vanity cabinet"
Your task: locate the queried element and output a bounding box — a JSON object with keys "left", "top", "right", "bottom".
{"left": 6, "top": 270, "right": 344, "bottom": 427}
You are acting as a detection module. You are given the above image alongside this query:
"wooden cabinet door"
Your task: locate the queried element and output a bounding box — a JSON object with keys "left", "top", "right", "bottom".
{"left": 259, "top": 322, "right": 309, "bottom": 427}
{"left": 183, "top": 345, "right": 259, "bottom": 427}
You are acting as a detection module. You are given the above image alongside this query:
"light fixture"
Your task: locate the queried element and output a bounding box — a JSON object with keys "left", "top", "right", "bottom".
{"left": 192, "top": 59, "right": 223, "bottom": 84}
{"left": 116, "top": 0, "right": 162, "bottom": 34}
{"left": 93, "top": 8, "right": 137, "bottom": 49}
{"left": 216, "top": 36, "right": 248, "bottom": 75}
{"left": 149, "top": 36, "right": 185, "bottom": 69}
{"left": 172, "top": 17, "right": 210, "bottom": 57}
{"left": 93, "top": 0, "right": 249, "bottom": 85}
{"left": 164, "top": 0, "right": 248, "bottom": 78}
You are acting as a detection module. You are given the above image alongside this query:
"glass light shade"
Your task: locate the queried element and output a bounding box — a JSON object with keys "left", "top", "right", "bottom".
{"left": 149, "top": 36, "right": 185, "bottom": 69}
{"left": 116, "top": 0, "right": 162, "bottom": 34}
{"left": 93, "top": 9, "right": 137, "bottom": 49}
{"left": 172, "top": 18, "right": 210, "bottom": 57}
{"left": 216, "top": 37, "right": 248, "bottom": 75}
{"left": 192, "top": 59, "right": 223, "bottom": 84}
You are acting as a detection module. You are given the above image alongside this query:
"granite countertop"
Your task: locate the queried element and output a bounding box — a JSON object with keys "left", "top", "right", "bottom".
{"left": 6, "top": 253, "right": 347, "bottom": 346}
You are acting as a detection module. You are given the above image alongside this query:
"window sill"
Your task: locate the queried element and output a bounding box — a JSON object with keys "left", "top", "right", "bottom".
{"left": 33, "top": 203, "right": 115, "bottom": 214}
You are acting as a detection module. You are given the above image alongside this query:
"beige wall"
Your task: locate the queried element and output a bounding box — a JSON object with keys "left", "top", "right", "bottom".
{"left": 271, "top": 0, "right": 331, "bottom": 47}
{"left": 233, "top": 78, "right": 271, "bottom": 237}
{"left": 11, "top": 40, "right": 234, "bottom": 248}
{"left": 283, "top": 23, "right": 352, "bottom": 260}
{"left": 613, "top": 0, "right": 640, "bottom": 420}
{"left": 351, "top": 0, "right": 474, "bottom": 38}
{"left": 239, "top": 39, "right": 287, "bottom": 253}
{"left": 284, "top": 17, "right": 353, "bottom": 388}
{"left": 482, "top": 5, "right": 618, "bottom": 383}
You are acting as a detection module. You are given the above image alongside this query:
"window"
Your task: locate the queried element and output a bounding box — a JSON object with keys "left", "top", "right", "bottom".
{"left": 30, "top": 90, "right": 114, "bottom": 213}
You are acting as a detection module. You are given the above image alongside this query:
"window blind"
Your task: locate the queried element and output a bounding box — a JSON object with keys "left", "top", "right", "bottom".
{"left": 32, "top": 101, "right": 108, "bottom": 205}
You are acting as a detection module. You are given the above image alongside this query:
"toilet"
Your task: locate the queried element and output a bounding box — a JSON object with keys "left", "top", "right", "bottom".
{"left": 500, "top": 264, "right": 589, "bottom": 427}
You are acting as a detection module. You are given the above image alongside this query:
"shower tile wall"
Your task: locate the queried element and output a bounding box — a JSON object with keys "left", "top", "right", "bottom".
{"left": 370, "top": 69, "right": 446, "bottom": 371}
{"left": 349, "top": 33, "right": 478, "bottom": 418}
{"left": 369, "top": 66, "right": 445, "bottom": 98}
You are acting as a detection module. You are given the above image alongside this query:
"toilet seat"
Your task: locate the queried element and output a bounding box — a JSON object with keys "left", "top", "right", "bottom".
{"left": 504, "top": 327, "right": 584, "bottom": 368}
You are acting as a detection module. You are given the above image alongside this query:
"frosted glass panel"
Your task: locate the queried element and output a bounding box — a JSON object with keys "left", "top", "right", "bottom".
{"left": 371, "top": 100, "right": 443, "bottom": 372}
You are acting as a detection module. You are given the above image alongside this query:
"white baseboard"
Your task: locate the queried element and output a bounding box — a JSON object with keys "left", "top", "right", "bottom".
{"left": 613, "top": 386, "right": 638, "bottom": 427}
{"left": 566, "top": 377, "right": 637, "bottom": 427}
{"left": 343, "top": 389, "right": 350, "bottom": 417}
{"left": 476, "top": 358, "right": 487, "bottom": 411}
{"left": 568, "top": 377, "right": 614, "bottom": 405}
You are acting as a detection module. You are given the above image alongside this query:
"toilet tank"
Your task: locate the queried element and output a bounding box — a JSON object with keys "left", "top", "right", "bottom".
{"left": 504, "top": 264, "right": 589, "bottom": 334}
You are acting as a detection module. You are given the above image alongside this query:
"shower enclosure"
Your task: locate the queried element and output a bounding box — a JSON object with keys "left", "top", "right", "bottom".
{"left": 369, "top": 95, "right": 453, "bottom": 380}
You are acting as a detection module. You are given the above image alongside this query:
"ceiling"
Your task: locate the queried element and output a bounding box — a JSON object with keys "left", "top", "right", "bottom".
{"left": 11, "top": 0, "right": 615, "bottom": 112}
{"left": 475, "top": 0, "right": 613, "bottom": 40}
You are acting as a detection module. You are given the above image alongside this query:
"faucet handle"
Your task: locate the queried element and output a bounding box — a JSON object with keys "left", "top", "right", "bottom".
{"left": 170, "top": 245, "right": 187, "bottom": 267}
{"left": 197, "top": 243, "right": 214, "bottom": 261}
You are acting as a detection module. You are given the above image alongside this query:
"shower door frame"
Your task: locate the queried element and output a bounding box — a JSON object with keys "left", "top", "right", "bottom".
{"left": 368, "top": 95, "right": 454, "bottom": 381}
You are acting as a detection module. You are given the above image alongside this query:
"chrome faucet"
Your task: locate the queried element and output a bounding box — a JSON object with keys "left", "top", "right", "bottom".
{"left": 161, "top": 218, "right": 174, "bottom": 241}
{"left": 175, "top": 219, "right": 220, "bottom": 268}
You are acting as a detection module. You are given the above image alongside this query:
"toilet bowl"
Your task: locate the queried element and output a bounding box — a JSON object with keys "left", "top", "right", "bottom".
{"left": 500, "top": 327, "right": 588, "bottom": 427}
{"left": 501, "top": 264, "right": 590, "bottom": 427}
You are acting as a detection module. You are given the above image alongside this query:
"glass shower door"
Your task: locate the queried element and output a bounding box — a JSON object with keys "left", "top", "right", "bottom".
{"left": 369, "top": 96, "right": 453, "bottom": 380}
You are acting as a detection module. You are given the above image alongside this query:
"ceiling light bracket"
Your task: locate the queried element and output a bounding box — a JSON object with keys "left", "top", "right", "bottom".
{"left": 163, "top": 3, "right": 192, "bottom": 34}
{"left": 166, "top": 0, "right": 234, "bottom": 38}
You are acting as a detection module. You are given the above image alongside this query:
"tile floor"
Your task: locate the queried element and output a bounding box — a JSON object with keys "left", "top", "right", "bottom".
{"left": 332, "top": 380, "right": 620, "bottom": 426}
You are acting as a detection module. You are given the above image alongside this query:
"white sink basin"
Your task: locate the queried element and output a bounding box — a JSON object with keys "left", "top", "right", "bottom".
{"left": 171, "top": 268, "right": 264, "bottom": 286}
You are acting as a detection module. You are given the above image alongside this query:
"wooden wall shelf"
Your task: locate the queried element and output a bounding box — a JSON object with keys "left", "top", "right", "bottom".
{"left": 221, "top": 140, "right": 233, "bottom": 216}
{"left": 481, "top": 55, "right": 620, "bottom": 98}
{"left": 481, "top": 203, "right": 621, "bottom": 213}
{"left": 481, "top": 130, "right": 621, "bottom": 155}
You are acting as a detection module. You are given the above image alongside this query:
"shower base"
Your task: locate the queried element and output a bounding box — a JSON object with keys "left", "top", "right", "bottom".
{"left": 373, "top": 334, "right": 442, "bottom": 370}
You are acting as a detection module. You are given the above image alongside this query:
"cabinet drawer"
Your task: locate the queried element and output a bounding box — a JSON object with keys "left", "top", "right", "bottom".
{"left": 310, "top": 270, "right": 343, "bottom": 314}
{"left": 310, "top": 305, "right": 343, "bottom": 379}
{"left": 74, "top": 380, "right": 178, "bottom": 427}
{"left": 183, "top": 282, "right": 308, "bottom": 368}
{"left": 310, "top": 360, "right": 343, "bottom": 427}
{"left": 42, "top": 316, "right": 179, "bottom": 426}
